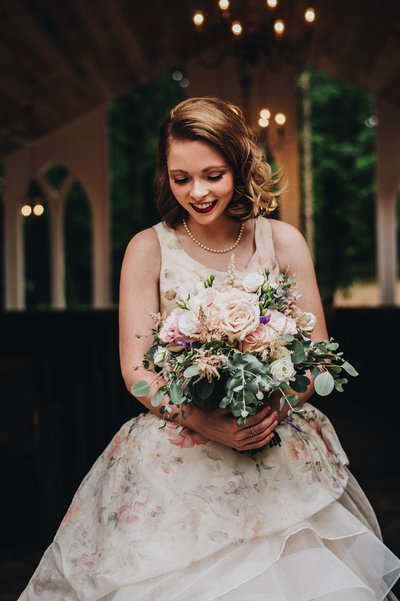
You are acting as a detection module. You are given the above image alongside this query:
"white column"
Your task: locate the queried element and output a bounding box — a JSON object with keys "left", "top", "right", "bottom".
{"left": 3, "top": 159, "right": 28, "bottom": 310}
{"left": 376, "top": 99, "right": 400, "bottom": 305}
{"left": 4, "top": 196, "right": 25, "bottom": 310}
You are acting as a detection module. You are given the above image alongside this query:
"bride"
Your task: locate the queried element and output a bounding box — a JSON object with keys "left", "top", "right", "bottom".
{"left": 18, "top": 97, "right": 400, "bottom": 600}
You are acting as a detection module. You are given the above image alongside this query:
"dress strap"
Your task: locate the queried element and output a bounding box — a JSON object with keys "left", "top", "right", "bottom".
{"left": 255, "top": 218, "right": 280, "bottom": 279}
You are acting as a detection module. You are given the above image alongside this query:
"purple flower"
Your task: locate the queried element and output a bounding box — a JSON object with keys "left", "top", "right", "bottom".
{"left": 173, "top": 339, "right": 190, "bottom": 347}
{"left": 260, "top": 314, "right": 271, "bottom": 324}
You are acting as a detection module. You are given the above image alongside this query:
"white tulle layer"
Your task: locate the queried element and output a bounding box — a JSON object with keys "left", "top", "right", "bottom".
{"left": 105, "top": 494, "right": 400, "bottom": 601}
{"left": 18, "top": 410, "right": 400, "bottom": 601}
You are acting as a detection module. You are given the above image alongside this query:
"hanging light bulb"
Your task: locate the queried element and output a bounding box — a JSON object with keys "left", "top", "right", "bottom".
{"left": 219, "top": 0, "right": 229, "bottom": 9}
{"left": 274, "top": 19, "right": 285, "bottom": 34}
{"left": 33, "top": 204, "right": 45, "bottom": 216}
{"left": 266, "top": 0, "right": 278, "bottom": 7}
{"left": 304, "top": 7, "right": 316, "bottom": 22}
{"left": 231, "top": 20, "right": 242, "bottom": 35}
{"left": 258, "top": 117, "right": 270, "bottom": 128}
{"left": 193, "top": 11, "right": 204, "bottom": 26}
{"left": 260, "top": 108, "right": 271, "bottom": 120}
{"left": 275, "top": 112, "right": 287, "bottom": 126}
{"left": 21, "top": 204, "right": 32, "bottom": 217}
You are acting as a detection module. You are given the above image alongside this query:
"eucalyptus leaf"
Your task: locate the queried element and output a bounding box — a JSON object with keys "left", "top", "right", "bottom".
{"left": 131, "top": 380, "right": 151, "bottom": 397}
{"left": 314, "top": 371, "right": 335, "bottom": 396}
{"left": 150, "top": 388, "right": 164, "bottom": 407}
{"left": 158, "top": 420, "right": 166, "bottom": 428}
{"left": 310, "top": 366, "right": 321, "bottom": 381}
{"left": 342, "top": 361, "right": 359, "bottom": 377}
{"left": 327, "top": 342, "right": 339, "bottom": 351}
{"left": 283, "top": 333, "right": 295, "bottom": 342}
{"left": 169, "top": 383, "right": 184, "bottom": 405}
{"left": 285, "top": 394, "right": 299, "bottom": 405}
{"left": 195, "top": 378, "right": 215, "bottom": 400}
{"left": 291, "top": 374, "right": 310, "bottom": 393}
{"left": 291, "top": 341, "right": 306, "bottom": 364}
{"left": 183, "top": 365, "right": 200, "bottom": 378}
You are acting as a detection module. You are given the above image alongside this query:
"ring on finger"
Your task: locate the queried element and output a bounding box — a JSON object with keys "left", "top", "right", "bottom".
{"left": 249, "top": 426, "right": 255, "bottom": 437}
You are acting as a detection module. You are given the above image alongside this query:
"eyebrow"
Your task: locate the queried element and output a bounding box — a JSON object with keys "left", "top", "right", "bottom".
{"left": 169, "top": 165, "right": 227, "bottom": 174}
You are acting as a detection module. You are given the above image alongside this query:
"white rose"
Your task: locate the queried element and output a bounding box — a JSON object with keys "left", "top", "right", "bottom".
{"left": 213, "top": 289, "right": 260, "bottom": 341}
{"left": 270, "top": 355, "right": 296, "bottom": 383}
{"left": 153, "top": 346, "right": 166, "bottom": 366}
{"left": 297, "top": 311, "right": 317, "bottom": 335}
{"left": 186, "top": 295, "right": 206, "bottom": 314}
{"left": 242, "top": 272, "right": 265, "bottom": 293}
{"left": 178, "top": 311, "right": 198, "bottom": 336}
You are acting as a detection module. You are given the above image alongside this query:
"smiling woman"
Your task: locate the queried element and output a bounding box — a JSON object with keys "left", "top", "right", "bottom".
{"left": 18, "top": 97, "right": 400, "bottom": 601}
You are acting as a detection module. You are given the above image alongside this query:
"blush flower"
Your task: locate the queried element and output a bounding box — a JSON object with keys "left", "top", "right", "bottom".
{"left": 159, "top": 308, "right": 185, "bottom": 343}
{"left": 267, "top": 309, "right": 298, "bottom": 335}
{"left": 212, "top": 289, "right": 260, "bottom": 341}
{"left": 240, "top": 323, "right": 278, "bottom": 356}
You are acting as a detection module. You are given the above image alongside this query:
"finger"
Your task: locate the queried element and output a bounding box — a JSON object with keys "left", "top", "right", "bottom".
{"left": 240, "top": 430, "right": 277, "bottom": 451}
{"left": 236, "top": 414, "right": 278, "bottom": 443}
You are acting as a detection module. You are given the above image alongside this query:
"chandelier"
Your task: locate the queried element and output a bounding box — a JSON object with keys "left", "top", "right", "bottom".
{"left": 189, "top": 0, "right": 316, "bottom": 132}
{"left": 191, "top": 0, "right": 316, "bottom": 70}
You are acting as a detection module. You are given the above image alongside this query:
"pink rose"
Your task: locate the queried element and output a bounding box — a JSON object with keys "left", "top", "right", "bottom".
{"left": 116, "top": 503, "right": 146, "bottom": 530}
{"left": 159, "top": 308, "right": 185, "bottom": 342}
{"left": 198, "top": 287, "right": 216, "bottom": 306}
{"left": 167, "top": 425, "right": 208, "bottom": 448}
{"left": 240, "top": 323, "right": 278, "bottom": 355}
{"left": 212, "top": 289, "right": 260, "bottom": 341}
{"left": 267, "top": 309, "right": 297, "bottom": 335}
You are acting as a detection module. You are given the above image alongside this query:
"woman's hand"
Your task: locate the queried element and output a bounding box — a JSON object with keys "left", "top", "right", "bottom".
{"left": 196, "top": 404, "right": 278, "bottom": 452}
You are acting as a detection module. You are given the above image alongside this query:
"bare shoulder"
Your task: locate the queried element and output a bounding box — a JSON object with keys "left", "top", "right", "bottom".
{"left": 121, "top": 227, "right": 161, "bottom": 277}
{"left": 268, "top": 219, "right": 312, "bottom": 270}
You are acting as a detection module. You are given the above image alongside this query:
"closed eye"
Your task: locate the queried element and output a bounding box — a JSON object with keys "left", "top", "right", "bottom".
{"left": 207, "top": 174, "right": 223, "bottom": 181}
{"left": 173, "top": 177, "right": 189, "bottom": 185}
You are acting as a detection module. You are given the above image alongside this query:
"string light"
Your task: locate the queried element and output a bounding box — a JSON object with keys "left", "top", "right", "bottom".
{"left": 274, "top": 19, "right": 285, "bottom": 34}
{"left": 33, "top": 204, "right": 44, "bottom": 216}
{"left": 260, "top": 108, "right": 271, "bottom": 120}
{"left": 258, "top": 117, "right": 270, "bottom": 128}
{"left": 231, "top": 21, "right": 242, "bottom": 35}
{"left": 275, "top": 112, "right": 287, "bottom": 126}
{"left": 193, "top": 11, "right": 204, "bottom": 26}
{"left": 21, "top": 205, "right": 32, "bottom": 217}
{"left": 219, "top": 0, "right": 229, "bottom": 9}
{"left": 304, "top": 7, "right": 316, "bottom": 23}
{"left": 266, "top": 0, "right": 278, "bottom": 6}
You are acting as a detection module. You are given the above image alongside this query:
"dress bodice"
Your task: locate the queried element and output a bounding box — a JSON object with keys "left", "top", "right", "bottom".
{"left": 153, "top": 217, "right": 280, "bottom": 315}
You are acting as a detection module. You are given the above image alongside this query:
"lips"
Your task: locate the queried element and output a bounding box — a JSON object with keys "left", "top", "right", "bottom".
{"left": 191, "top": 200, "right": 218, "bottom": 214}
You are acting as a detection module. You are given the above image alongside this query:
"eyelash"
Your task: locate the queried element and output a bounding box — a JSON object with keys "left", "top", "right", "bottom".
{"left": 173, "top": 174, "right": 224, "bottom": 185}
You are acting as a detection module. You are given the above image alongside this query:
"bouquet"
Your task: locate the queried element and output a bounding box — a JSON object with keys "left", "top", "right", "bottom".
{"left": 132, "top": 262, "right": 357, "bottom": 448}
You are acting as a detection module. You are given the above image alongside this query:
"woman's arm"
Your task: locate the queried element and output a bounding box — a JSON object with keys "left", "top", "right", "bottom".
{"left": 119, "top": 227, "right": 277, "bottom": 451}
{"left": 269, "top": 219, "right": 328, "bottom": 421}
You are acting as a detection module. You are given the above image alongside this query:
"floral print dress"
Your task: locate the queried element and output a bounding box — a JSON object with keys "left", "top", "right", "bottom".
{"left": 19, "top": 219, "right": 400, "bottom": 601}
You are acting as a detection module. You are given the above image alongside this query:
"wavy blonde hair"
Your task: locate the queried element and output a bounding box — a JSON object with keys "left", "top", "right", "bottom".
{"left": 155, "top": 97, "right": 279, "bottom": 227}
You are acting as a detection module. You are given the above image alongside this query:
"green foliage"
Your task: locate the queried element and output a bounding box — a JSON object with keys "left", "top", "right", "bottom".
{"left": 303, "top": 68, "right": 377, "bottom": 304}
{"left": 108, "top": 72, "right": 184, "bottom": 302}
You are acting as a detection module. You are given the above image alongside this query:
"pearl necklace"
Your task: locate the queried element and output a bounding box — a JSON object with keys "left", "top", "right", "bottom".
{"left": 182, "top": 218, "right": 244, "bottom": 254}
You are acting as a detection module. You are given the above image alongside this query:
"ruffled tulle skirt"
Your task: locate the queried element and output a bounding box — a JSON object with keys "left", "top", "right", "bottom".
{"left": 18, "top": 405, "right": 400, "bottom": 601}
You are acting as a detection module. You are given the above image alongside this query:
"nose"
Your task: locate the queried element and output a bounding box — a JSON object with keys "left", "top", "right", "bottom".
{"left": 190, "top": 179, "right": 209, "bottom": 201}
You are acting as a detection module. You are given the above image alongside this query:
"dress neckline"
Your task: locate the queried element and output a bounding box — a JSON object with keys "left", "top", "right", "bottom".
{"left": 168, "top": 219, "right": 260, "bottom": 275}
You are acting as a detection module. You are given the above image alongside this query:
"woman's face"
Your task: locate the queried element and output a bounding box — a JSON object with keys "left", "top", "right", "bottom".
{"left": 167, "top": 139, "right": 235, "bottom": 225}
